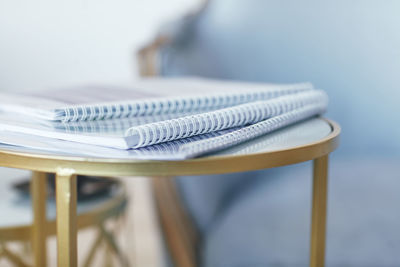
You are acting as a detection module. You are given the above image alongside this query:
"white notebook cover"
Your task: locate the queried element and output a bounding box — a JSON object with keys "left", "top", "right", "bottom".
{"left": 0, "top": 90, "right": 327, "bottom": 149}
{"left": 0, "top": 77, "right": 313, "bottom": 121}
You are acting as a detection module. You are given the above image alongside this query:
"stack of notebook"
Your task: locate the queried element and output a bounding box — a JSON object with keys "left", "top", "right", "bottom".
{"left": 0, "top": 78, "right": 328, "bottom": 160}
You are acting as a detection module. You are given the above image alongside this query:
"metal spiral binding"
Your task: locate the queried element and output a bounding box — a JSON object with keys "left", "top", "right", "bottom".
{"left": 179, "top": 103, "right": 327, "bottom": 158}
{"left": 126, "top": 90, "right": 327, "bottom": 148}
{"left": 58, "top": 85, "right": 312, "bottom": 122}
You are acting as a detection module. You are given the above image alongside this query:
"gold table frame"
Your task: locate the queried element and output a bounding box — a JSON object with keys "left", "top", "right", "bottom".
{"left": 0, "top": 177, "right": 127, "bottom": 267}
{"left": 0, "top": 118, "right": 339, "bottom": 267}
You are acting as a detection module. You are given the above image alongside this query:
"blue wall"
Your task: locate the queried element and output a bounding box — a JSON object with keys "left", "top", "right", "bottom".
{"left": 162, "top": 0, "right": 400, "bottom": 156}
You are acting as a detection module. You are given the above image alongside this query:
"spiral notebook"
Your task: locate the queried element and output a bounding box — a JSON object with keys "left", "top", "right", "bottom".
{"left": 0, "top": 90, "right": 327, "bottom": 149}
{"left": 0, "top": 106, "right": 326, "bottom": 160}
{"left": 0, "top": 77, "right": 313, "bottom": 122}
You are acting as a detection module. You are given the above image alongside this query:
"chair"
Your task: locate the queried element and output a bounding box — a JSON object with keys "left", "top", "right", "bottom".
{"left": 139, "top": 1, "right": 400, "bottom": 266}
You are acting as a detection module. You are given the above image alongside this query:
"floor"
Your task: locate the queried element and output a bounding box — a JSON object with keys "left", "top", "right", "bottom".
{"left": 0, "top": 167, "right": 165, "bottom": 267}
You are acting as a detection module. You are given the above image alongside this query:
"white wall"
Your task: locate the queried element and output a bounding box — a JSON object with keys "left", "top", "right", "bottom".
{"left": 0, "top": 0, "right": 201, "bottom": 92}
{"left": 0, "top": 3, "right": 201, "bottom": 265}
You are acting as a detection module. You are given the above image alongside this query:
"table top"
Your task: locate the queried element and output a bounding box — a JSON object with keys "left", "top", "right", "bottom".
{"left": 0, "top": 118, "right": 340, "bottom": 177}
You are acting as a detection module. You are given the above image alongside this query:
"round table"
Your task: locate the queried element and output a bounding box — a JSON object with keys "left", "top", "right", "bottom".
{"left": 0, "top": 117, "right": 340, "bottom": 267}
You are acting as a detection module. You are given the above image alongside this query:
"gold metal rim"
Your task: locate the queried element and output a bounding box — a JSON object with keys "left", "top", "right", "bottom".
{"left": 0, "top": 118, "right": 340, "bottom": 177}
{"left": 0, "top": 183, "right": 127, "bottom": 241}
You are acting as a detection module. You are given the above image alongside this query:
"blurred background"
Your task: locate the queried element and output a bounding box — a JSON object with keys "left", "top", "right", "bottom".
{"left": 0, "top": 0, "right": 201, "bottom": 91}
{"left": 0, "top": 1, "right": 200, "bottom": 266}
{"left": 1, "top": 1, "right": 400, "bottom": 267}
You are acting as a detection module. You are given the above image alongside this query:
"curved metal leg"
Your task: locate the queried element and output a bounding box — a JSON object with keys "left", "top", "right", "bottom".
{"left": 31, "top": 171, "right": 47, "bottom": 267}
{"left": 56, "top": 170, "right": 77, "bottom": 267}
{"left": 310, "top": 155, "right": 329, "bottom": 267}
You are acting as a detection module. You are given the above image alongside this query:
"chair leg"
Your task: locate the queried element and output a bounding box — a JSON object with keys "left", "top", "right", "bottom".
{"left": 310, "top": 155, "right": 329, "bottom": 267}
{"left": 31, "top": 171, "right": 48, "bottom": 267}
{"left": 56, "top": 170, "right": 77, "bottom": 267}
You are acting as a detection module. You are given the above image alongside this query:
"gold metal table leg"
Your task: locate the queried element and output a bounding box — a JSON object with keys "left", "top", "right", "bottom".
{"left": 82, "top": 229, "right": 103, "bottom": 267}
{"left": 31, "top": 171, "right": 48, "bottom": 267}
{"left": 310, "top": 155, "right": 329, "bottom": 267}
{"left": 56, "top": 169, "right": 77, "bottom": 267}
